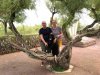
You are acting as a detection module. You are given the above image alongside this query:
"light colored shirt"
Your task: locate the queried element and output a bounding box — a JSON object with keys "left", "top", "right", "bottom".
{"left": 51, "top": 26, "right": 62, "bottom": 38}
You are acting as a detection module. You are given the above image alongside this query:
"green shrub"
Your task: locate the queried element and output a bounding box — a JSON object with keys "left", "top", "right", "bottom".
{"left": 52, "top": 65, "right": 66, "bottom": 72}
{"left": 0, "top": 24, "right": 41, "bottom": 37}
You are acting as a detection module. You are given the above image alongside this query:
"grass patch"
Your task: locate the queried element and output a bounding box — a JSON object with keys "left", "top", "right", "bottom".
{"left": 52, "top": 66, "right": 66, "bottom": 72}
{"left": 0, "top": 23, "right": 41, "bottom": 36}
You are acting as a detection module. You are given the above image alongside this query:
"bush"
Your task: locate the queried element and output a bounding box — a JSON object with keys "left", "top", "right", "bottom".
{"left": 0, "top": 35, "right": 39, "bottom": 55}
{"left": 0, "top": 24, "right": 41, "bottom": 37}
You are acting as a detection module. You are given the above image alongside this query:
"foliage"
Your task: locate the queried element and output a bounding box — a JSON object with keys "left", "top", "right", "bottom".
{"left": 45, "top": 0, "right": 100, "bottom": 70}
{"left": 48, "top": 0, "right": 86, "bottom": 16}
{"left": 14, "top": 12, "right": 26, "bottom": 23}
{"left": 0, "top": 0, "right": 36, "bottom": 35}
{"left": 52, "top": 65, "right": 65, "bottom": 72}
{"left": 77, "top": 22, "right": 85, "bottom": 32}
{"left": 0, "top": 24, "right": 41, "bottom": 36}
{"left": 0, "top": 35, "right": 39, "bottom": 55}
{"left": 86, "top": 0, "right": 100, "bottom": 20}
{"left": 0, "top": 0, "right": 36, "bottom": 23}
{"left": 46, "top": 0, "right": 87, "bottom": 36}
{"left": 0, "top": 23, "right": 5, "bottom": 36}
{"left": 46, "top": 0, "right": 100, "bottom": 38}
{"left": 0, "top": 0, "right": 100, "bottom": 71}
{"left": 16, "top": 25, "right": 41, "bottom": 35}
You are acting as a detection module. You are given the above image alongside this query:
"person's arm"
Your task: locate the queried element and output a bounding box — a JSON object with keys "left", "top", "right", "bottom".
{"left": 58, "top": 31, "right": 62, "bottom": 37}
{"left": 39, "top": 29, "right": 48, "bottom": 46}
{"left": 40, "top": 34, "right": 48, "bottom": 46}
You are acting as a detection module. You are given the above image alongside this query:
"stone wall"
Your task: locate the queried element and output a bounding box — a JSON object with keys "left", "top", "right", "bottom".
{"left": 0, "top": 35, "right": 39, "bottom": 55}
{"left": 0, "top": 35, "right": 67, "bottom": 55}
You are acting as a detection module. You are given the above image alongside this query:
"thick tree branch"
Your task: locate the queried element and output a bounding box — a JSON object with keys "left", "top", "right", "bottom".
{"left": 3, "top": 20, "right": 7, "bottom": 34}
{"left": 72, "top": 29, "right": 100, "bottom": 44}
{"left": 50, "top": 7, "right": 57, "bottom": 27}
{"left": 59, "top": 29, "right": 100, "bottom": 58}
{"left": 82, "top": 19, "right": 98, "bottom": 31}
{"left": 7, "top": 11, "right": 56, "bottom": 63}
{"left": 91, "top": 8, "right": 98, "bottom": 19}
{"left": 59, "top": 42, "right": 72, "bottom": 56}
{"left": 56, "top": 15, "right": 74, "bottom": 69}
{"left": 0, "top": 20, "right": 8, "bottom": 34}
{"left": 9, "top": 12, "right": 21, "bottom": 37}
{"left": 62, "top": 15, "right": 74, "bottom": 42}
{"left": 7, "top": 10, "right": 56, "bottom": 62}
{"left": 57, "top": 41, "right": 72, "bottom": 69}
{"left": 82, "top": 8, "right": 99, "bottom": 31}
{"left": 8, "top": 40, "right": 55, "bottom": 62}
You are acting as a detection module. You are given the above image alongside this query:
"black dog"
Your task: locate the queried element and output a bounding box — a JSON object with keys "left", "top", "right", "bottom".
{"left": 48, "top": 34, "right": 59, "bottom": 56}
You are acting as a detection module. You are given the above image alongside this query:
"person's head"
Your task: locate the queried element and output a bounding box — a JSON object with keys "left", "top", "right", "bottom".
{"left": 42, "top": 21, "right": 47, "bottom": 28}
{"left": 52, "top": 20, "right": 57, "bottom": 27}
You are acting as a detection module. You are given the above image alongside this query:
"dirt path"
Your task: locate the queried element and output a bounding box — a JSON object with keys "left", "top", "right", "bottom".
{"left": 0, "top": 37, "right": 100, "bottom": 75}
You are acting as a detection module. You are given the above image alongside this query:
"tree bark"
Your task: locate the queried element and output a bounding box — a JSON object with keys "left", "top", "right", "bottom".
{"left": 8, "top": 9, "right": 99, "bottom": 71}
{"left": 50, "top": 7, "right": 57, "bottom": 27}
{"left": 7, "top": 10, "right": 74, "bottom": 70}
{"left": 3, "top": 20, "right": 7, "bottom": 34}
{"left": 55, "top": 15, "right": 74, "bottom": 70}
{"left": 9, "top": 12, "right": 21, "bottom": 37}
{"left": 0, "top": 20, "right": 7, "bottom": 34}
{"left": 83, "top": 19, "right": 98, "bottom": 31}
{"left": 82, "top": 8, "right": 99, "bottom": 31}
{"left": 57, "top": 42, "right": 72, "bottom": 69}
{"left": 8, "top": 8, "right": 100, "bottom": 71}
{"left": 8, "top": 11, "right": 56, "bottom": 66}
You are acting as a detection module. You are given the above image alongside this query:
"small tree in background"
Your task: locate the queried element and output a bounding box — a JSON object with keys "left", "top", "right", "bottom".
{"left": 0, "top": 0, "right": 34, "bottom": 34}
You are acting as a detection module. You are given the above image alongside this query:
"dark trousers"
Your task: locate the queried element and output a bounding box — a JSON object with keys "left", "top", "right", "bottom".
{"left": 50, "top": 41, "right": 59, "bottom": 56}
{"left": 40, "top": 41, "right": 59, "bottom": 56}
{"left": 40, "top": 41, "right": 51, "bottom": 53}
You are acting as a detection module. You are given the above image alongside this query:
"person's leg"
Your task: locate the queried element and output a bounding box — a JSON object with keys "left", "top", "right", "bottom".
{"left": 46, "top": 46, "right": 51, "bottom": 53}
{"left": 51, "top": 42, "right": 59, "bottom": 56}
{"left": 40, "top": 41, "right": 46, "bottom": 52}
{"left": 55, "top": 42, "right": 59, "bottom": 56}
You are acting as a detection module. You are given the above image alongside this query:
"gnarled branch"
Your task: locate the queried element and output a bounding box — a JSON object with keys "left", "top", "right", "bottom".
{"left": 82, "top": 19, "right": 98, "bottom": 31}
{"left": 72, "top": 29, "right": 100, "bottom": 44}
{"left": 82, "top": 8, "right": 99, "bottom": 31}
{"left": 8, "top": 40, "right": 55, "bottom": 62}
{"left": 50, "top": 7, "right": 57, "bottom": 27}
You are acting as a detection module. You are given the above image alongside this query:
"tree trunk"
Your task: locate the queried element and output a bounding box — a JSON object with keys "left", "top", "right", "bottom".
{"left": 0, "top": 20, "right": 7, "bottom": 34}
{"left": 3, "top": 20, "right": 7, "bottom": 35}
{"left": 57, "top": 42, "right": 72, "bottom": 69}
{"left": 7, "top": 8, "right": 100, "bottom": 71}
{"left": 8, "top": 11, "right": 73, "bottom": 70}
{"left": 51, "top": 15, "right": 74, "bottom": 70}
{"left": 9, "top": 12, "right": 21, "bottom": 37}
{"left": 8, "top": 12, "right": 29, "bottom": 50}
{"left": 50, "top": 7, "right": 57, "bottom": 27}
{"left": 50, "top": 12, "right": 54, "bottom": 27}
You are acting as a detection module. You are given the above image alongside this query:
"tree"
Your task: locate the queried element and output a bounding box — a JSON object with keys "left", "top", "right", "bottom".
{"left": 46, "top": 0, "right": 58, "bottom": 26}
{"left": 0, "top": 12, "right": 26, "bottom": 34}
{"left": 0, "top": 0, "right": 34, "bottom": 34}
{"left": 0, "top": 0, "right": 100, "bottom": 71}
{"left": 0, "top": 0, "right": 58, "bottom": 70}
{"left": 45, "top": 0, "right": 100, "bottom": 70}
{"left": 82, "top": 0, "right": 100, "bottom": 30}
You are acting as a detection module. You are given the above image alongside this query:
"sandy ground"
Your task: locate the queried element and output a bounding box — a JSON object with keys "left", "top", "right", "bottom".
{"left": 0, "top": 37, "right": 100, "bottom": 75}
